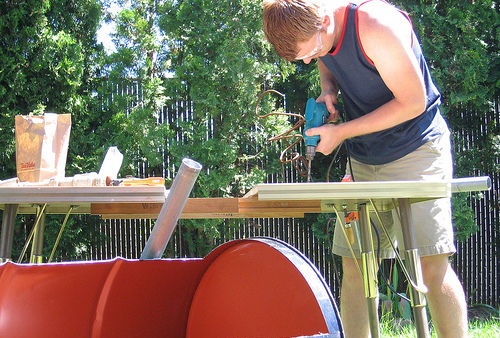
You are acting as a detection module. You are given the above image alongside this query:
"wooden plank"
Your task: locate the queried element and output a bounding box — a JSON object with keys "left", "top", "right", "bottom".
{"left": 91, "top": 197, "right": 322, "bottom": 219}
{"left": 182, "top": 198, "right": 240, "bottom": 218}
{"left": 238, "top": 196, "right": 320, "bottom": 218}
{"left": 92, "top": 198, "right": 241, "bottom": 219}
{"left": 91, "top": 203, "right": 162, "bottom": 218}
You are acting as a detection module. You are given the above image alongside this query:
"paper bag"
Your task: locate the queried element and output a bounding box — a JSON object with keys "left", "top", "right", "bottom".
{"left": 15, "top": 113, "right": 71, "bottom": 182}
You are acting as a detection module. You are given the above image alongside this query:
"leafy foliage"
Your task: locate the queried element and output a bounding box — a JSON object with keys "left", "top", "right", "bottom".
{"left": 91, "top": 0, "right": 171, "bottom": 176}
{"left": 0, "top": 0, "right": 104, "bottom": 261}
{"left": 0, "top": 0, "right": 101, "bottom": 176}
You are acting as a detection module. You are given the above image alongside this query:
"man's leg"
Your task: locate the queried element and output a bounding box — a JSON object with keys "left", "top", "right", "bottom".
{"left": 339, "top": 257, "right": 372, "bottom": 338}
{"left": 421, "top": 254, "right": 468, "bottom": 338}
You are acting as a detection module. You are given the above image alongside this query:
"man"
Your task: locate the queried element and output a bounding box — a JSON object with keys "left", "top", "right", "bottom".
{"left": 262, "top": 1, "right": 468, "bottom": 337}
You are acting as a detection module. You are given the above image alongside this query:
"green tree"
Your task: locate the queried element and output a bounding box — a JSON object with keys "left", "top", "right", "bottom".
{"left": 88, "top": 0, "right": 171, "bottom": 176}
{"left": 160, "top": 0, "right": 294, "bottom": 192}
{"left": 0, "top": 0, "right": 103, "bottom": 177}
{"left": 157, "top": 0, "right": 295, "bottom": 255}
{"left": 0, "top": 0, "right": 104, "bottom": 261}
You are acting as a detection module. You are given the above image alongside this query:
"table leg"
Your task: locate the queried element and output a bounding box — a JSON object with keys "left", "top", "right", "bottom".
{"left": 398, "top": 198, "right": 430, "bottom": 338}
{"left": 357, "top": 203, "right": 380, "bottom": 338}
{"left": 0, "top": 204, "right": 19, "bottom": 262}
{"left": 30, "top": 207, "right": 47, "bottom": 264}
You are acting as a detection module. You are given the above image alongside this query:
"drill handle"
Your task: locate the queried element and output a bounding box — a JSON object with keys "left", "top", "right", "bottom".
{"left": 303, "top": 98, "right": 330, "bottom": 147}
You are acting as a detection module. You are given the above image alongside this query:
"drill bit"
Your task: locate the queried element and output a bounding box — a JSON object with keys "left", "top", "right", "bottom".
{"left": 306, "top": 145, "right": 316, "bottom": 182}
{"left": 307, "top": 159, "right": 313, "bottom": 182}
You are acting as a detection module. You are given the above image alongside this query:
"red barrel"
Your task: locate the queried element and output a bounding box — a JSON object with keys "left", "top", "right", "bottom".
{"left": 0, "top": 238, "right": 342, "bottom": 338}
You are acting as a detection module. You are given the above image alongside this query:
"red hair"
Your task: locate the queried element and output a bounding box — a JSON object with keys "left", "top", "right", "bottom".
{"left": 262, "top": 0, "right": 323, "bottom": 61}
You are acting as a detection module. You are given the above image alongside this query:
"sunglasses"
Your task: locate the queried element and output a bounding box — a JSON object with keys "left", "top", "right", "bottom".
{"left": 296, "top": 31, "right": 323, "bottom": 60}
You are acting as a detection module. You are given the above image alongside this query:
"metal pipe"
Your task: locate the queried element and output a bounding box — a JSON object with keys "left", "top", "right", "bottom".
{"left": 358, "top": 203, "right": 380, "bottom": 338}
{"left": 140, "top": 158, "right": 202, "bottom": 260}
{"left": 399, "top": 198, "right": 430, "bottom": 338}
{"left": 30, "top": 209, "right": 47, "bottom": 264}
{"left": 451, "top": 176, "right": 491, "bottom": 193}
{"left": 48, "top": 206, "right": 75, "bottom": 262}
{"left": 18, "top": 203, "right": 47, "bottom": 263}
{"left": 0, "top": 204, "right": 18, "bottom": 262}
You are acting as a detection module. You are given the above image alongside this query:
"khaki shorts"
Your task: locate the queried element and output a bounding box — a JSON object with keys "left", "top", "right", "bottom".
{"left": 332, "top": 131, "right": 455, "bottom": 259}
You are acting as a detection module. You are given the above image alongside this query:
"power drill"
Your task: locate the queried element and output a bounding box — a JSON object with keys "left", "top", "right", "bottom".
{"left": 303, "top": 98, "right": 330, "bottom": 182}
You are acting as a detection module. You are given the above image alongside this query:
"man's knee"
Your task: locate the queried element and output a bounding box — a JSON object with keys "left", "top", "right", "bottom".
{"left": 420, "top": 254, "right": 452, "bottom": 286}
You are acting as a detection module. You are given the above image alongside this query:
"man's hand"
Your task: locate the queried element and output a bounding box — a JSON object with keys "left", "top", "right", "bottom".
{"left": 316, "top": 92, "right": 340, "bottom": 123}
{"left": 304, "top": 123, "right": 344, "bottom": 156}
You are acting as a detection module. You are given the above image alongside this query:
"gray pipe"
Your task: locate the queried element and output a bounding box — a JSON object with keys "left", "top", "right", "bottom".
{"left": 140, "top": 158, "right": 202, "bottom": 260}
{"left": 451, "top": 176, "right": 491, "bottom": 193}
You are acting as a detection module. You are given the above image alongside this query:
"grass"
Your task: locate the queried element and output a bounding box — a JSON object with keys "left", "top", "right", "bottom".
{"left": 379, "top": 318, "right": 500, "bottom": 337}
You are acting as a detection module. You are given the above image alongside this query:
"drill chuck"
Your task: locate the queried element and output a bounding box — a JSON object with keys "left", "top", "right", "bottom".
{"left": 306, "top": 145, "right": 317, "bottom": 161}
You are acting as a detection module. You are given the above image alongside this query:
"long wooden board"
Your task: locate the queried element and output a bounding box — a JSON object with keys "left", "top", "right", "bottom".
{"left": 90, "top": 197, "right": 322, "bottom": 219}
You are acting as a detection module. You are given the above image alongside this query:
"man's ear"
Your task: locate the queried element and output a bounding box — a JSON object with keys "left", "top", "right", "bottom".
{"left": 322, "top": 14, "right": 330, "bottom": 28}
{"left": 322, "top": 13, "right": 335, "bottom": 35}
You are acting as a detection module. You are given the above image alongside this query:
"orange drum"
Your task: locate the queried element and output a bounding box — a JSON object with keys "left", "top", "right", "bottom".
{"left": 0, "top": 237, "right": 342, "bottom": 338}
